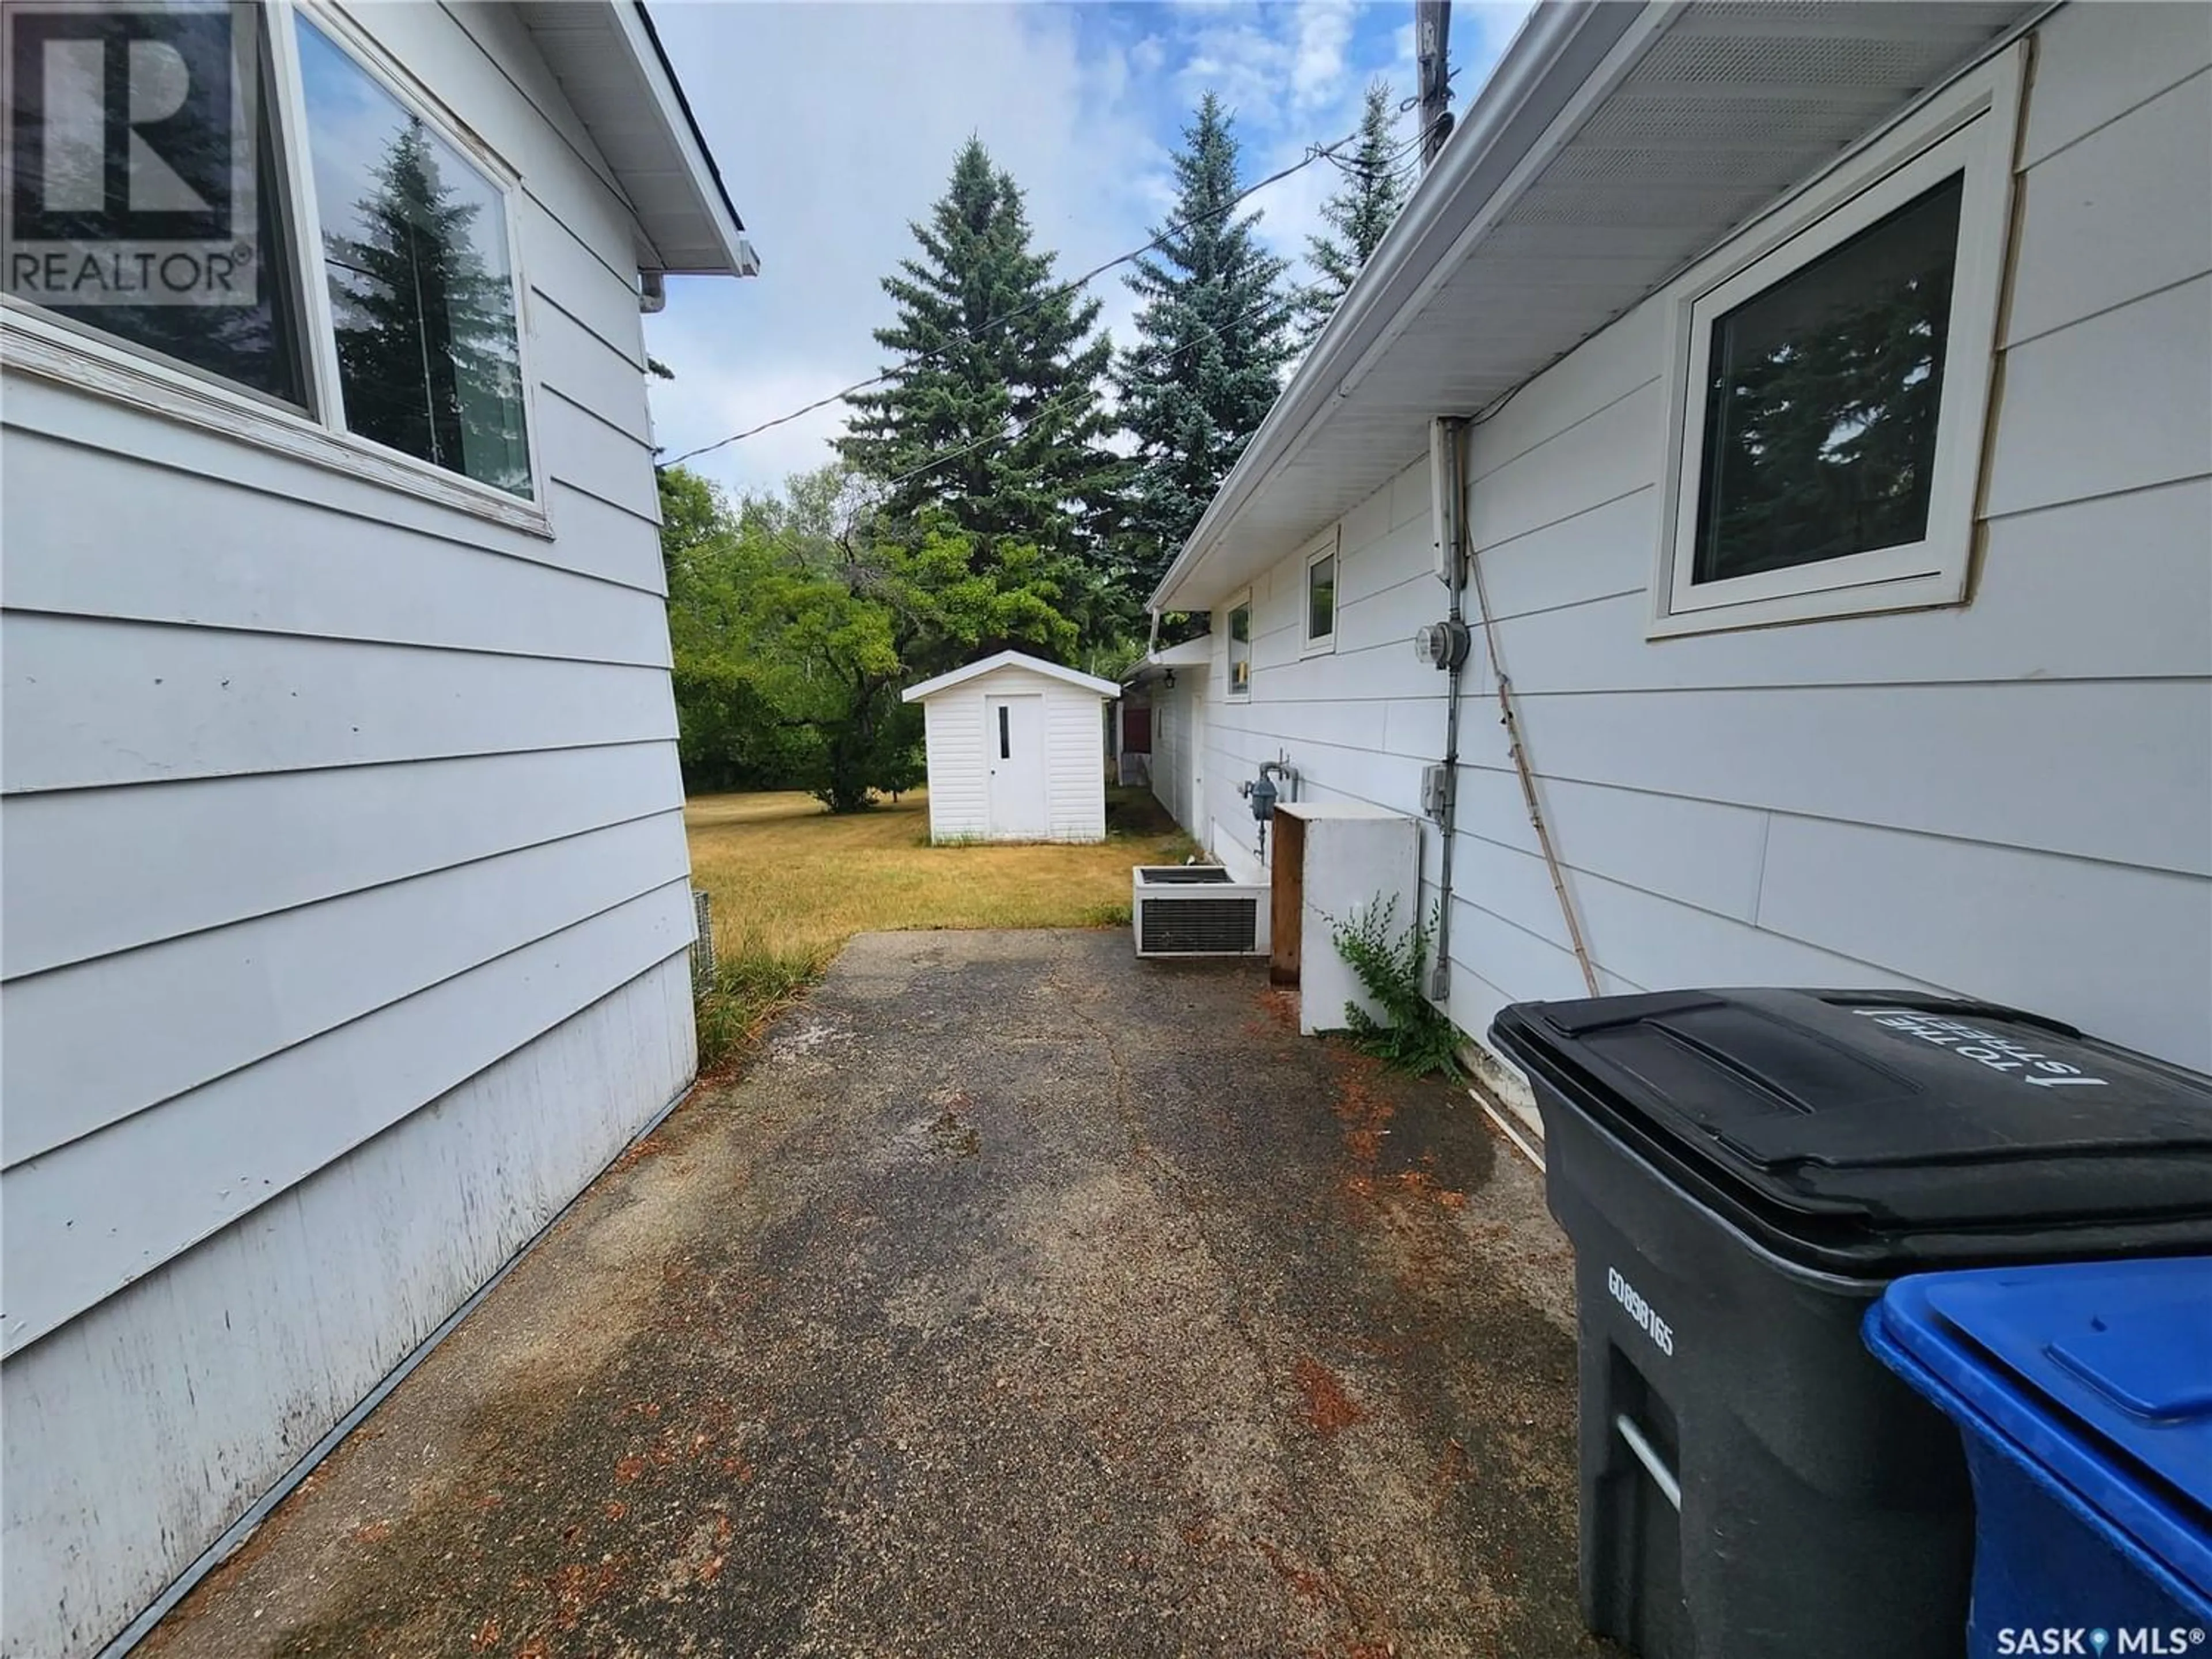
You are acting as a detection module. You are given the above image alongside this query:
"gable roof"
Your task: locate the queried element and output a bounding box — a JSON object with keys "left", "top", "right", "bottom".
{"left": 516, "top": 1, "right": 757, "bottom": 276}
{"left": 1150, "top": 0, "right": 2033, "bottom": 612}
{"left": 902, "top": 651, "right": 1122, "bottom": 703}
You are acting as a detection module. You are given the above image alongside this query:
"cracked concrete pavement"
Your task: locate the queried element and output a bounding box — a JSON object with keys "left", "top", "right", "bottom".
{"left": 146, "top": 929, "right": 1611, "bottom": 1659}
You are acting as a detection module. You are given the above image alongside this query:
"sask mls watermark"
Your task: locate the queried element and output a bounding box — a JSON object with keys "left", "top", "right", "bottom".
{"left": 3, "top": 1, "right": 261, "bottom": 305}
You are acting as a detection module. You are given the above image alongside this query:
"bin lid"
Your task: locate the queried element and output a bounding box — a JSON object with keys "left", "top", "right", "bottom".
{"left": 1872, "top": 1260, "right": 2212, "bottom": 1601}
{"left": 1490, "top": 989, "right": 2212, "bottom": 1274}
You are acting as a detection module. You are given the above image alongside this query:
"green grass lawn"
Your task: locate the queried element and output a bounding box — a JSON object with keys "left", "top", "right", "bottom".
{"left": 684, "top": 785, "right": 1197, "bottom": 1070}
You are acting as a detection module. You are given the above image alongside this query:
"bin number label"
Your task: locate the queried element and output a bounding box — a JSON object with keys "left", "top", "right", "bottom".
{"left": 1851, "top": 1009, "right": 2111, "bottom": 1089}
{"left": 1608, "top": 1266, "right": 1675, "bottom": 1357}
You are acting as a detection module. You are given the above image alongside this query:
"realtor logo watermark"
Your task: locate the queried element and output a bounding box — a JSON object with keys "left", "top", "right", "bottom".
{"left": 1996, "top": 1627, "right": 2206, "bottom": 1654}
{"left": 3, "top": 1, "right": 260, "bottom": 305}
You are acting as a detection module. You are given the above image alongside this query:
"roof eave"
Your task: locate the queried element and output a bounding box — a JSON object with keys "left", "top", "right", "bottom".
{"left": 1147, "top": 0, "right": 1650, "bottom": 614}
{"left": 516, "top": 1, "right": 757, "bottom": 280}
{"left": 620, "top": 1, "right": 756, "bottom": 277}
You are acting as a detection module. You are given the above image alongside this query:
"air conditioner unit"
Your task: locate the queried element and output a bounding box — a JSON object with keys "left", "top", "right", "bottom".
{"left": 1132, "top": 866, "right": 1270, "bottom": 957}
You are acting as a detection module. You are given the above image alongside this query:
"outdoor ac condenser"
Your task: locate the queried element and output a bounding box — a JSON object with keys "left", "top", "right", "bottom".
{"left": 1131, "top": 866, "right": 1270, "bottom": 958}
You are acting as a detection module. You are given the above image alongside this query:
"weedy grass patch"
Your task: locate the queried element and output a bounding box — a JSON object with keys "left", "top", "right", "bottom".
{"left": 685, "top": 786, "right": 1195, "bottom": 1071}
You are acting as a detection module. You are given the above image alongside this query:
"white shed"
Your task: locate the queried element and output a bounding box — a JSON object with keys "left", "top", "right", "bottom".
{"left": 903, "top": 652, "right": 1119, "bottom": 843}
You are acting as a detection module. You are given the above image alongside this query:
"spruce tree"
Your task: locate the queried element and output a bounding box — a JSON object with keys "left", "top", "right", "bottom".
{"left": 839, "top": 138, "right": 1119, "bottom": 560}
{"left": 1298, "top": 80, "right": 1411, "bottom": 347}
{"left": 1116, "top": 94, "right": 1297, "bottom": 588}
{"left": 326, "top": 120, "right": 527, "bottom": 494}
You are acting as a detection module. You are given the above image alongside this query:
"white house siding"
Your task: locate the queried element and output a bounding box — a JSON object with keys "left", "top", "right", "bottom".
{"left": 0, "top": 6, "right": 700, "bottom": 1654}
{"left": 1161, "top": 3, "right": 2212, "bottom": 1078}
{"left": 920, "top": 665, "right": 1108, "bottom": 842}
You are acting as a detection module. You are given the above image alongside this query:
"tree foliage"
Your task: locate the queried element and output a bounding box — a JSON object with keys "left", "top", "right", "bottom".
{"left": 1299, "top": 81, "right": 1411, "bottom": 347}
{"left": 839, "top": 137, "right": 1123, "bottom": 563}
{"left": 661, "top": 462, "right": 1080, "bottom": 811}
{"left": 1116, "top": 94, "right": 1298, "bottom": 593}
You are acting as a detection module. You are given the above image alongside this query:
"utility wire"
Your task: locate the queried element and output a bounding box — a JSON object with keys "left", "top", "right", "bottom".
{"left": 661, "top": 122, "right": 1373, "bottom": 469}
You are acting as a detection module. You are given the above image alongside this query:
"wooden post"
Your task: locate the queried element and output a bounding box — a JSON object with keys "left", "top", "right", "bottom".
{"left": 1416, "top": 0, "right": 1453, "bottom": 168}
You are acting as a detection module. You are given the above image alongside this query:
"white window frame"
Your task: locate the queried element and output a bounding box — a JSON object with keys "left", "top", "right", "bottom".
{"left": 0, "top": 0, "right": 551, "bottom": 536}
{"left": 1300, "top": 527, "right": 1340, "bottom": 657}
{"left": 1223, "top": 588, "right": 1253, "bottom": 699}
{"left": 1647, "top": 46, "right": 2024, "bottom": 639}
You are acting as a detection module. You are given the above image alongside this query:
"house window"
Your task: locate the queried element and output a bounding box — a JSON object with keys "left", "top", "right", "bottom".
{"left": 1302, "top": 530, "right": 1339, "bottom": 654}
{"left": 0, "top": 1, "right": 542, "bottom": 521}
{"left": 296, "top": 17, "right": 531, "bottom": 498}
{"left": 1226, "top": 597, "right": 1252, "bottom": 695}
{"left": 1691, "top": 175, "right": 1961, "bottom": 586}
{"left": 1651, "top": 51, "right": 2020, "bottom": 638}
{"left": 2, "top": 2, "right": 309, "bottom": 405}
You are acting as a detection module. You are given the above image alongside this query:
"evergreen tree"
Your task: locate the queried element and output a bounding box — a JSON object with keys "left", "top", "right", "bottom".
{"left": 839, "top": 138, "right": 1120, "bottom": 560}
{"left": 1298, "top": 80, "right": 1410, "bottom": 347}
{"left": 325, "top": 120, "right": 527, "bottom": 494}
{"left": 1116, "top": 94, "right": 1297, "bottom": 589}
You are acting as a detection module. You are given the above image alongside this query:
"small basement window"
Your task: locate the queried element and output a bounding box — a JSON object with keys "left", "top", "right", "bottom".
{"left": 1650, "top": 51, "right": 2020, "bottom": 637}
{"left": 1302, "top": 529, "right": 1338, "bottom": 655}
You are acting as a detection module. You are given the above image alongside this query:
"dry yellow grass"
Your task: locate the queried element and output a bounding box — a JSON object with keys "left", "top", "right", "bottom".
{"left": 685, "top": 785, "right": 1200, "bottom": 974}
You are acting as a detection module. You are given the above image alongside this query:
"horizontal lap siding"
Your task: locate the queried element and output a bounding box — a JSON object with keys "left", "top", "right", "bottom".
{"left": 1197, "top": 4, "right": 2212, "bottom": 1073}
{"left": 925, "top": 695, "right": 988, "bottom": 840}
{"left": 0, "top": 5, "right": 698, "bottom": 1653}
{"left": 7, "top": 955, "right": 696, "bottom": 1659}
{"left": 1044, "top": 683, "right": 1108, "bottom": 842}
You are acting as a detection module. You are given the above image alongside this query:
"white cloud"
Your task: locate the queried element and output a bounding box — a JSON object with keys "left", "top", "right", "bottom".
{"left": 1291, "top": 0, "right": 1357, "bottom": 108}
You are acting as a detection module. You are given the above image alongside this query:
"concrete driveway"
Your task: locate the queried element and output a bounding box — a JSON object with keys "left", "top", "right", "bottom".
{"left": 148, "top": 930, "right": 1607, "bottom": 1659}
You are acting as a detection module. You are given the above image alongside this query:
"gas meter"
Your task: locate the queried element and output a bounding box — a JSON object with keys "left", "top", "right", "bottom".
{"left": 1241, "top": 771, "right": 1278, "bottom": 821}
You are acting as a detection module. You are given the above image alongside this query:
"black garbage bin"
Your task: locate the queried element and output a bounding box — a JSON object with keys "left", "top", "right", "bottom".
{"left": 1488, "top": 988, "right": 2212, "bottom": 1659}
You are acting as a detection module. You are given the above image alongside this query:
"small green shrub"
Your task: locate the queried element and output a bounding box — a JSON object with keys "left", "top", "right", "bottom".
{"left": 1327, "top": 894, "right": 1464, "bottom": 1080}
{"left": 694, "top": 946, "right": 822, "bottom": 1075}
{"left": 1077, "top": 900, "right": 1133, "bottom": 928}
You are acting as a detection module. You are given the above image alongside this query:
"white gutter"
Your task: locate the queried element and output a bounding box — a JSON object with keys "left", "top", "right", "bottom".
{"left": 1147, "top": 0, "right": 1657, "bottom": 614}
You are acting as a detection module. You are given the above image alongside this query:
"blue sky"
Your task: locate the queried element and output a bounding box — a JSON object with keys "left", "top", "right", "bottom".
{"left": 643, "top": 0, "right": 1534, "bottom": 502}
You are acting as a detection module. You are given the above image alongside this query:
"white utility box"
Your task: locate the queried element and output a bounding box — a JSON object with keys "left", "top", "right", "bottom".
{"left": 1268, "top": 802, "right": 1422, "bottom": 1036}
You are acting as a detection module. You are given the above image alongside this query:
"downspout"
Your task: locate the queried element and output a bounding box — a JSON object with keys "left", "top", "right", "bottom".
{"left": 1428, "top": 418, "right": 1469, "bottom": 1002}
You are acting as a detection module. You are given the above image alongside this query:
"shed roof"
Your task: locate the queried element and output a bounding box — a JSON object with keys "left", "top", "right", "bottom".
{"left": 516, "top": 1, "right": 757, "bottom": 276}
{"left": 1150, "top": 0, "right": 2033, "bottom": 612}
{"left": 902, "top": 651, "right": 1122, "bottom": 704}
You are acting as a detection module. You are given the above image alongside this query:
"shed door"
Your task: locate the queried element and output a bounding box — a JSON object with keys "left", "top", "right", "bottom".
{"left": 985, "top": 694, "right": 1048, "bottom": 837}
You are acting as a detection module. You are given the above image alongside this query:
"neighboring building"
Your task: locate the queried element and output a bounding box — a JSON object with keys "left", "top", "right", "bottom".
{"left": 904, "top": 650, "right": 1120, "bottom": 843}
{"left": 1120, "top": 637, "right": 1213, "bottom": 827}
{"left": 1141, "top": 1, "right": 2212, "bottom": 1105}
{"left": 0, "top": 5, "right": 753, "bottom": 1654}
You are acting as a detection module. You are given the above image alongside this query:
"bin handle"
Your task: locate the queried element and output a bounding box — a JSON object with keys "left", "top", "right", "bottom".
{"left": 1615, "top": 1414, "right": 1681, "bottom": 1512}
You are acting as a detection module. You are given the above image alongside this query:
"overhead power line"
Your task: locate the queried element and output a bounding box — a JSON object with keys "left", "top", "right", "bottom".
{"left": 660, "top": 120, "right": 1374, "bottom": 471}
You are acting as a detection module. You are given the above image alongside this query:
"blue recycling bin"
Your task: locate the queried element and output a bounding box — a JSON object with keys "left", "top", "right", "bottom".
{"left": 1866, "top": 1258, "right": 2212, "bottom": 1657}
